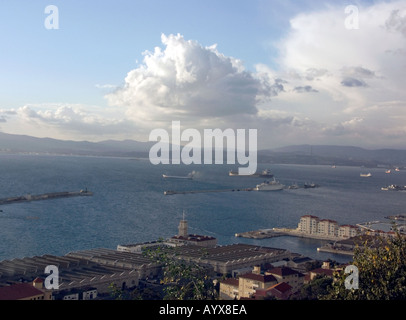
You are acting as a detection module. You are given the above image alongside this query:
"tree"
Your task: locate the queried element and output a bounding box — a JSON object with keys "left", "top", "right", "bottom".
{"left": 323, "top": 231, "right": 406, "bottom": 300}
{"left": 143, "top": 246, "right": 218, "bottom": 300}
{"left": 299, "top": 275, "right": 333, "bottom": 300}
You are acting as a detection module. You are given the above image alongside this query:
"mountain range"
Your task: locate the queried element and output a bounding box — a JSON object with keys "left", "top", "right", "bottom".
{"left": 1, "top": 132, "right": 405, "bottom": 167}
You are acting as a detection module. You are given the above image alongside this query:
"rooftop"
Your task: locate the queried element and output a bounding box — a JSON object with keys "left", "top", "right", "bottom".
{"left": 0, "top": 283, "right": 44, "bottom": 300}
{"left": 240, "top": 273, "right": 277, "bottom": 283}
{"left": 267, "top": 267, "right": 302, "bottom": 277}
{"left": 269, "top": 282, "right": 292, "bottom": 294}
{"left": 221, "top": 278, "right": 239, "bottom": 287}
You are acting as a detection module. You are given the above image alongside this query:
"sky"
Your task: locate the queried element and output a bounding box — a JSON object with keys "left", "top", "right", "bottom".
{"left": 0, "top": 0, "right": 405, "bottom": 149}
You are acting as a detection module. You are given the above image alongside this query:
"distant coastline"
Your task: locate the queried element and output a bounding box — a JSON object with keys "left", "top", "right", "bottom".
{"left": 1, "top": 132, "right": 406, "bottom": 168}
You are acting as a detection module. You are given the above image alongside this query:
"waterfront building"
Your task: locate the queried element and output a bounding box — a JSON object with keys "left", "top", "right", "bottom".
{"left": 338, "top": 225, "right": 359, "bottom": 238}
{"left": 118, "top": 218, "right": 218, "bottom": 251}
{"left": 318, "top": 219, "right": 339, "bottom": 237}
{"left": 297, "top": 215, "right": 359, "bottom": 239}
{"left": 173, "top": 243, "right": 291, "bottom": 275}
{"left": 0, "top": 248, "right": 160, "bottom": 299}
{"left": 170, "top": 218, "right": 218, "bottom": 247}
{"left": 298, "top": 215, "right": 319, "bottom": 234}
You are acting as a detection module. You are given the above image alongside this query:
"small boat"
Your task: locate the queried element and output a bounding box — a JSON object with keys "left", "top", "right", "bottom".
{"left": 303, "top": 183, "right": 319, "bottom": 189}
{"left": 386, "top": 169, "right": 391, "bottom": 174}
{"left": 360, "top": 173, "right": 372, "bottom": 177}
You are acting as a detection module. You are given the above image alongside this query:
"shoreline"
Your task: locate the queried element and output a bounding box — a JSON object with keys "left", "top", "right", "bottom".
{"left": 235, "top": 228, "right": 346, "bottom": 242}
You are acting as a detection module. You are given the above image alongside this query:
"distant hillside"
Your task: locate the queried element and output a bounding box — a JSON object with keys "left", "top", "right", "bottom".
{"left": 258, "top": 145, "right": 406, "bottom": 167}
{"left": 0, "top": 132, "right": 153, "bottom": 158}
{"left": 1, "top": 132, "right": 405, "bottom": 167}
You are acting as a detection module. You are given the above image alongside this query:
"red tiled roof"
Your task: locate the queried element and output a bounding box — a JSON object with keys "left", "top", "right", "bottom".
{"left": 267, "top": 267, "right": 301, "bottom": 277}
{"left": 310, "top": 268, "right": 334, "bottom": 277}
{"left": 320, "top": 219, "right": 338, "bottom": 223}
{"left": 221, "top": 278, "right": 239, "bottom": 287}
{"left": 33, "top": 277, "right": 44, "bottom": 283}
{"left": 0, "top": 283, "right": 44, "bottom": 300}
{"left": 270, "top": 282, "right": 292, "bottom": 294}
{"left": 240, "top": 273, "right": 277, "bottom": 283}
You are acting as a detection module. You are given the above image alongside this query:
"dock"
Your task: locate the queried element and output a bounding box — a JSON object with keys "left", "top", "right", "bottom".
{"left": 236, "top": 228, "right": 345, "bottom": 241}
{"left": 0, "top": 190, "right": 93, "bottom": 206}
{"left": 235, "top": 229, "right": 285, "bottom": 239}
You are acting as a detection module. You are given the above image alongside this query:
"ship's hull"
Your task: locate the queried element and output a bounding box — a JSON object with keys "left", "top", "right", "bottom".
{"left": 163, "top": 174, "right": 193, "bottom": 180}
{"left": 255, "top": 185, "right": 284, "bottom": 191}
{"left": 255, "top": 181, "right": 285, "bottom": 191}
{"left": 229, "top": 171, "right": 274, "bottom": 178}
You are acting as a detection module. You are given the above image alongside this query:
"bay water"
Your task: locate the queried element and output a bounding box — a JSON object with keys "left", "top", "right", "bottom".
{"left": 1, "top": 154, "right": 405, "bottom": 263}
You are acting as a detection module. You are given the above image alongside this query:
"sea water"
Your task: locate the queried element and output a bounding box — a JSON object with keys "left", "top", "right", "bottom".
{"left": 1, "top": 154, "right": 406, "bottom": 263}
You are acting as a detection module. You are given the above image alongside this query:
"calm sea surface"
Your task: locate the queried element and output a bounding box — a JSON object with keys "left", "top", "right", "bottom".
{"left": 1, "top": 154, "right": 406, "bottom": 263}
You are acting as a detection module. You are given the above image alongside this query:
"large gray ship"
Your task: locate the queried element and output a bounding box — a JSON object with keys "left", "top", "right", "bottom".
{"left": 229, "top": 168, "right": 274, "bottom": 178}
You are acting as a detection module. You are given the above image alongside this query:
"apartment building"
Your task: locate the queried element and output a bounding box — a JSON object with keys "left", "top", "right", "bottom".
{"left": 298, "top": 215, "right": 319, "bottom": 234}
{"left": 297, "top": 215, "right": 359, "bottom": 239}
{"left": 338, "top": 225, "right": 359, "bottom": 238}
{"left": 265, "top": 267, "right": 304, "bottom": 293}
{"left": 220, "top": 266, "right": 304, "bottom": 300}
{"left": 238, "top": 268, "right": 278, "bottom": 299}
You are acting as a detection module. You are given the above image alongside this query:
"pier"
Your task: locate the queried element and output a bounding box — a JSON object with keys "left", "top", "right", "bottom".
{"left": 235, "top": 229, "right": 285, "bottom": 239}
{"left": 0, "top": 190, "right": 93, "bottom": 206}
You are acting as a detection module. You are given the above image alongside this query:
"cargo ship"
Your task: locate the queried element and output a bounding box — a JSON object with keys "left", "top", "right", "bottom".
{"left": 229, "top": 168, "right": 274, "bottom": 178}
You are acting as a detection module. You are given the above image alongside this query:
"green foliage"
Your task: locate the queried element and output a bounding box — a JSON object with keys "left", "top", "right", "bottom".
{"left": 143, "top": 246, "right": 218, "bottom": 300}
{"left": 299, "top": 275, "right": 333, "bottom": 300}
{"left": 323, "top": 231, "right": 406, "bottom": 300}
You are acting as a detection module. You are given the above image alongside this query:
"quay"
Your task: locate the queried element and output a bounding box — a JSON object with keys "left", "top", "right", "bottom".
{"left": 235, "top": 229, "right": 285, "bottom": 239}
{"left": 235, "top": 228, "right": 344, "bottom": 241}
{"left": 0, "top": 190, "right": 93, "bottom": 206}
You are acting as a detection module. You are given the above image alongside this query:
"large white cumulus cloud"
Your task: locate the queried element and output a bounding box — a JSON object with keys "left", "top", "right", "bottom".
{"left": 106, "top": 33, "right": 281, "bottom": 127}
{"left": 261, "top": 1, "right": 406, "bottom": 147}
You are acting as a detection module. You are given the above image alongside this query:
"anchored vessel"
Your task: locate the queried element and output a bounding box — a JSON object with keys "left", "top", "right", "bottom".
{"left": 381, "top": 184, "right": 406, "bottom": 191}
{"left": 229, "top": 168, "right": 274, "bottom": 178}
{"left": 255, "top": 179, "right": 285, "bottom": 191}
{"left": 163, "top": 174, "right": 193, "bottom": 180}
{"left": 360, "top": 173, "right": 372, "bottom": 177}
{"left": 163, "top": 171, "right": 195, "bottom": 180}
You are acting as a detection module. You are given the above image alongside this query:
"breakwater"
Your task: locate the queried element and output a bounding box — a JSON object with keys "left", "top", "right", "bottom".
{"left": 0, "top": 190, "right": 93, "bottom": 206}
